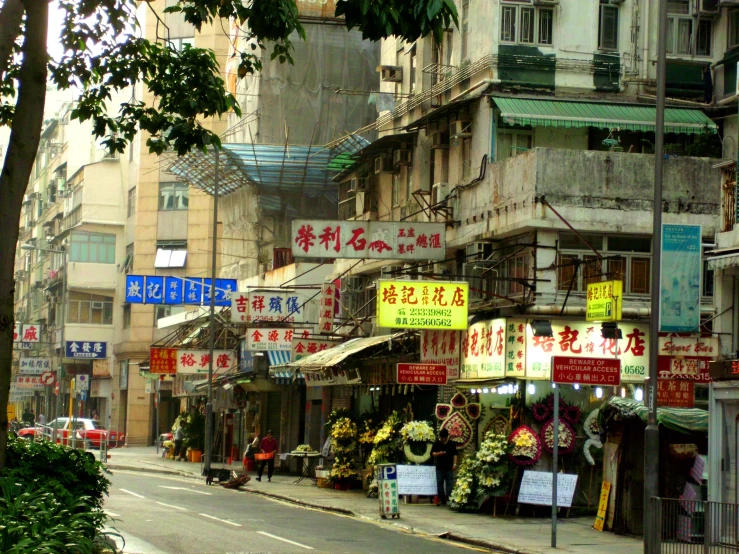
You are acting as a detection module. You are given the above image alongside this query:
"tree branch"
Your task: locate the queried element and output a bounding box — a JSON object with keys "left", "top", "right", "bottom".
{"left": 0, "top": 0, "right": 24, "bottom": 82}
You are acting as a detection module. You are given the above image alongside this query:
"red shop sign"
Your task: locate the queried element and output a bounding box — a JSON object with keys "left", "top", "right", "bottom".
{"left": 657, "top": 379, "right": 694, "bottom": 408}
{"left": 657, "top": 356, "right": 711, "bottom": 383}
{"left": 551, "top": 356, "right": 621, "bottom": 386}
{"left": 396, "top": 363, "right": 447, "bottom": 385}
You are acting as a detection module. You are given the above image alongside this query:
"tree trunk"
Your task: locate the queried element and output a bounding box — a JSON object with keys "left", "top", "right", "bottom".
{"left": 0, "top": 0, "right": 49, "bottom": 470}
{"left": 0, "top": 0, "right": 23, "bottom": 81}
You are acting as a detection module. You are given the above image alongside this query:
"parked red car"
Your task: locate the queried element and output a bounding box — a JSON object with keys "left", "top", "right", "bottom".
{"left": 18, "top": 418, "right": 124, "bottom": 448}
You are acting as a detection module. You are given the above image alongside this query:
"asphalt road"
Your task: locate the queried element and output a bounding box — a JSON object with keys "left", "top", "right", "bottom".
{"left": 104, "top": 471, "right": 487, "bottom": 554}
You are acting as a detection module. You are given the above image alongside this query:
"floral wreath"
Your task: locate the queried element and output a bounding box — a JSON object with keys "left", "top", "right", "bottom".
{"left": 562, "top": 405, "right": 582, "bottom": 426}
{"left": 540, "top": 418, "right": 576, "bottom": 454}
{"left": 435, "top": 393, "right": 480, "bottom": 449}
{"left": 403, "top": 442, "right": 433, "bottom": 464}
{"left": 507, "top": 425, "right": 542, "bottom": 466}
{"left": 531, "top": 402, "right": 550, "bottom": 422}
{"left": 583, "top": 409, "right": 603, "bottom": 465}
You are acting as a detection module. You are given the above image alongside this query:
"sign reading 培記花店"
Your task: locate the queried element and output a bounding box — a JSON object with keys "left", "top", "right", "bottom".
{"left": 660, "top": 224, "right": 702, "bottom": 333}
{"left": 586, "top": 280, "right": 622, "bottom": 322}
{"left": 291, "top": 220, "right": 446, "bottom": 260}
{"left": 376, "top": 281, "right": 468, "bottom": 330}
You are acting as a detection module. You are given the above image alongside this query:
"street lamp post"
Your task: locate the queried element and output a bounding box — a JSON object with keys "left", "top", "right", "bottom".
{"left": 645, "top": 1, "right": 668, "bottom": 552}
{"left": 21, "top": 243, "right": 66, "bottom": 445}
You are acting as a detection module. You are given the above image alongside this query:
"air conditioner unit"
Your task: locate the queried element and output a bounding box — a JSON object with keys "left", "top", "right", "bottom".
{"left": 700, "top": 0, "right": 719, "bottom": 13}
{"left": 22, "top": 195, "right": 32, "bottom": 205}
{"left": 466, "top": 241, "right": 494, "bottom": 261}
{"left": 451, "top": 120, "right": 472, "bottom": 138}
{"left": 393, "top": 149, "right": 412, "bottom": 166}
{"left": 349, "top": 177, "right": 367, "bottom": 191}
{"left": 91, "top": 301, "right": 105, "bottom": 310}
{"left": 374, "top": 156, "right": 395, "bottom": 174}
{"left": 431, "top": 182, "right": 449, "bottom": 205}
{"left": 378, "top": 65, "right": 402, "bottom": 83}
{"left": 431, "top": 131, "right": 449, "bottom": 150}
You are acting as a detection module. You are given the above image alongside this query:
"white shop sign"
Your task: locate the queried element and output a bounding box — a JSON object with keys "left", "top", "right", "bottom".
{"left": 517, "top": 470, "right": 578, "bottom": 508}
{"left": 396, "top": 464, "right": 438, "bottom": 496}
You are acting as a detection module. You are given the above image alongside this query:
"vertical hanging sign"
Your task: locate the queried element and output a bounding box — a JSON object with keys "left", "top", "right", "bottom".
{"left": 660, "top": 224, "right": 701, "bottom": 333}
{"left": 318, "top": 283, "right": 336, "bottom": 334}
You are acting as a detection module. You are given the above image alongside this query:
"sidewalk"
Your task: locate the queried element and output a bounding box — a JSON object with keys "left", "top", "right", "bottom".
{"left": 107, "top": 446, "right": 642, "bottom": 554}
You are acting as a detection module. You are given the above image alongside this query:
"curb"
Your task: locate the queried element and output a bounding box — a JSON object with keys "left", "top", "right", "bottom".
{"left": 106, "top": 463, "right": 199, "bottom": 479}
{"left": 239, "top": 487, "right": 355, "bottom": 516}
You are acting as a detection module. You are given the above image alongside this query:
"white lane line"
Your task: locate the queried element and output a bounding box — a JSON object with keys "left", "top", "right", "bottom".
{"left": 104, "top": 511, "right": 121, "bottom": 518}
{"left": 158, "top": 486, "right": 212, "bottom": 495}
{"left": 119, "top": 488, "right": 146, "bottom": 499}
{"left": 155, "top": 501, "right": 188, "bottom": 511}
{"left": 199, "top": 513, "right": 242, "bottom": 527}
{"left": 258, "top": 531, "right": 314, "bottom": 550}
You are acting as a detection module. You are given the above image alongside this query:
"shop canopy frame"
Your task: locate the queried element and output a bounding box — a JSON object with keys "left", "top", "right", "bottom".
{"left": 602, "top": 397, "right": 707, "bottom": 434}
{"left": 492, "top": 96, "right": 718, "bottom": 135}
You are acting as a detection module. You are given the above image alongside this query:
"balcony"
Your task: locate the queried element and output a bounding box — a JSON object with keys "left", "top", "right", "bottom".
{"left": 338, "top": 197, "right": 357, "bottom": 220}
{"left": 62, "top": 204, "right": 81, "bottom": 232}
{"left": 450, "top": 147, "right": 720, "bottom": 246}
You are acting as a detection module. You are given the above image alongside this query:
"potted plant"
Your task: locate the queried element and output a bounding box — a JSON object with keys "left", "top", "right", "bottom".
{"left": 183, "top": 409, "right": 205, "bottom": 462}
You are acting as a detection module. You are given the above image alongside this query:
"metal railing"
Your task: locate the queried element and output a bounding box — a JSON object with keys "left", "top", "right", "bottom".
{"left": 34, "top": 423, "right": 113, "bottom": 463}
{"left": 649, "top": 497, "right": 739, "bottom": 554}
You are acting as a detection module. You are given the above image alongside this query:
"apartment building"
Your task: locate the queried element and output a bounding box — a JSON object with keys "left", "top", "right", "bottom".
{"left": 13, "top": 94, "right": 129, "bottom": 426}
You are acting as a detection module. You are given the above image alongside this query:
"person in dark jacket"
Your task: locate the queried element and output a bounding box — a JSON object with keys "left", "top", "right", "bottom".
{"left": 431, "top": 429, "right": 458, "bottom": 506}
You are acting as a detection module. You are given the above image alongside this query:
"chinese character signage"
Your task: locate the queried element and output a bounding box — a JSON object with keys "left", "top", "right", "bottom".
{"left": 126, "top": 275, "right": 236, "bottom": 306}
{"left": 18, "top": 358, "right": 51, "bottom": 375}
{"left": 658, "top": 356, "right": 711, "bottom": 383}
{"left": 231, "top": 292, "right": 249, "bottom": 322}
{"left": 505, "top": 319, "right": 527, "bottom": 377}
{"left": 19, "top": 324, "right": 40, "bottom": 343}
{"left": 14, "top": 375, "right": 45, "bottom": 390}
{"left": 397, "top": 363, "right": 447, "bottom": 385}
{"left": 318, "top": 283, "right": 336, "bottom": 333}
{"left": 421, "top": 330, "right": 460, "bottom": 380}
{"left": 291, "top": 337, "right": 339, "bottom": 361}
{"left": 176, "top": 350, "right": 234, "bottom": 374}
{"left": 659, "top": 335, "right": 718, "bottom": 358}
{"left": 551, "top": 356, "right": 621, "bottom": 386}
{"left": 376, "top": 464, "right": 399, "bottom": 516}
{"left": 92, "top": 358, "right": 111, "bottom": 377}
{"left": 292, "top": 220, "right": 446, "bottom": 260}
{"left": 150, "top": 348, "right": 178, "bottom": 375}
{"left": 657, "top": 379, "right": 694, "bottom": 408}
{"left": 586, "top": 280, "right": 622, "bottom": 322}
{"left": 376, "top": 280, "right": 468, "bottom": 330}
{"left": 12, "top": 322, "right": 21, "bottom": 342}
{"left": 460, "top": 319, "right": 506, "bottom": 379}
{"left": 65, "top": 341, "right": 107, "bottom": 359}
{"left": 660, "top": 224, "right": 701, "bottom": 333}
{"left": 246, "top": 328, "right": 294, "bottom": 351}
{"left": 710, "top": 359, "right": 739, "bottom": 381}
{"left": 526, "top": 321, "right": 649, "bottom": 382}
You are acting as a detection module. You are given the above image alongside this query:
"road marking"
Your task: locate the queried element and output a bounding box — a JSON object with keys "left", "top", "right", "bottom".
{"left": 158, "top": 485, "right": 212, "bottom": 495}
{"left": 199, "top": 513, "right": 242, "bottom": 527}
{"left": 155, "top": 501, "right": 188, "bottom": 511}
{"left": 119, "top": 488, "right": 145, "bottom": 499}
{"left": 258, "top": 531, "right": 314, "bottom": 550}
{"left": 104, "top": 511, "right": 121, "bottom": 517}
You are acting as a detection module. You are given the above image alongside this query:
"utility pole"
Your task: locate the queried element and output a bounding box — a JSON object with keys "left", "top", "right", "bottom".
{"left": 203, "top": 148, "right": 219, "bottom": 476}
{"left": 645, "top": 0, "right": 667, "bottom": 552}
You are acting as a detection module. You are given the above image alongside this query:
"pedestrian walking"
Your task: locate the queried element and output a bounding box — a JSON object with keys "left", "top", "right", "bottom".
{"left": 21, "top": 408, "right": 34, "bottom": 427}
{"left": 173, "top": 423, "right": 187, "bottom": 461}
{"left": 37, "top": 412, "right": 46, "bottom": 425}
{"left": 431, "top": 429, "right": 458, "bottom": 506}
{"left": 256, "top": 430, "right": 278, "bottom": 482}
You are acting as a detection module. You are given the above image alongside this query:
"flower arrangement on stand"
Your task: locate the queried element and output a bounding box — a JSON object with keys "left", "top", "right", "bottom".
{"left": 330, "top": 417, "right": 359, "bottom": 488}
{"left": 508, "top": 425, "right": 542, "bottom": 467}
{"left": 540, "top": 419, "right": 576, "bottom": 454}
{"left": 400, "top": 420, "right": 435, "bottom": 465}
{"left": 450, "top": 432, "right": 512, "bottom": 511}
{"left": 358, "top": 412, "right": 380, "bottom": 466}
{"left": 435, "top": 392, "right": 480, "bottom": 449}
{"left": 367, "top": 411, "right": 404, "bottom": 466}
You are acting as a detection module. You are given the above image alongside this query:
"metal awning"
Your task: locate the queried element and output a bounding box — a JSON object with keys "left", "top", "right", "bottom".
{"left": 492, "top": 97, "right": 717, "bottom": 134}
{"left": 167, "top": 140, "right": 368, "bottom": 200}
{"left": 273, "top": 332, "right": 409, "bottom": 372}
{"left": 705, "top": 246, "right": 739, "bottom": 270}
{"left": 602, "top": 397, "right": 707, "bottom": 434}
{"left": 267, "top": 351, "right": 291, "bottom": 367}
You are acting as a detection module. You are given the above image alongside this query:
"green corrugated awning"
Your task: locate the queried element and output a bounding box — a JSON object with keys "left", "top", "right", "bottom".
{"left": 603, "top": 397, "right": 707, "bottom": 434}
{"left": 493, "top": 97, "right": 717, "bottom": 135}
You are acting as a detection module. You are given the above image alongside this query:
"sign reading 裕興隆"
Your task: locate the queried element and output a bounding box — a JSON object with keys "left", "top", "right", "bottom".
{"left": 660, "top": 224, "right": 701, "bottom": 333}
{"left": 376, "top": 280, "right": 468, "bottom": 330}
{"left": 291, "top": 220, "right": 446, "bottom": 260}
{"left": 586, "top": 281, "right": 622, "bottom": 322}
{"left": 176, "top": 350, "right": 234, "bottom": 374}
